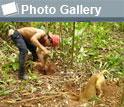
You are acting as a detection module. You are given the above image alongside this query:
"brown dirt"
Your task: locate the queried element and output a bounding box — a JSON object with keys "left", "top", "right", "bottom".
{"left": 0, "top": 62, "right": 123, "bottom": 107}
{"left": 34, "top": 60, "right": 57, "bottom": 75}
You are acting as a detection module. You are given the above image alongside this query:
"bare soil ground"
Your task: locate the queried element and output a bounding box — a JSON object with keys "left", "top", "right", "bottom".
{"left": 0, "top": 64, "right": 123, "bottom": 107}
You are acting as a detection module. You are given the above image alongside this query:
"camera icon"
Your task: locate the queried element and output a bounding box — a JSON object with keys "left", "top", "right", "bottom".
{"left": 1, "top": 2, "right": 19, "bottom": 16}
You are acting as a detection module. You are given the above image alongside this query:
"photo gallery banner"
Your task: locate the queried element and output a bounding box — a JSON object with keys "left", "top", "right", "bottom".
{"left": 0, "top": 0, "right": 124, "bottom": 21}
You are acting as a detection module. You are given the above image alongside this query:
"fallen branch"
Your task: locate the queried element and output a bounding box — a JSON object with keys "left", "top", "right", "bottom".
{"left": 14, "top": 93, "right": 63, "bottom": 104}
{"left": 84, "top": 46, "right": 106, "bottom": 50}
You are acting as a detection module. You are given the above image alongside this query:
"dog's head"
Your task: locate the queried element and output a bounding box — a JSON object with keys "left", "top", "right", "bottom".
{"left": 101, "top": 70, "right": 109, "bottom": 76}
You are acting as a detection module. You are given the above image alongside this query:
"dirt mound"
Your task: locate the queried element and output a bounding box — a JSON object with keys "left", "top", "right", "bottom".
{"left": 34, "top": 60, "right": 57, "bottom": 75}
{"left": 63, "top": 80, "right": 123, "bottom": 107}
{"left": 0, "top": 71, "right": 123, "bottom": 107}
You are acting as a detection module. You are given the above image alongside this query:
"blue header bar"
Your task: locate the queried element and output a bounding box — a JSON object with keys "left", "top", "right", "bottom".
{"left": 0, "top": 0, "right": 124, "bottom": 21}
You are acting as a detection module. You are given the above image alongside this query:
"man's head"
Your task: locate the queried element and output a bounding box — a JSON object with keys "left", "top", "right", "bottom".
{"left": 44, "top": 32, "right": 59, "bottom": 47}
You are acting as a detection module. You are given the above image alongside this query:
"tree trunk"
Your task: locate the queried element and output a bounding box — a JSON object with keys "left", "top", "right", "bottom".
{"left": 71, "top": 22, "right": 75, "bottom": 66}
{"left": 120, "top": 87, "right": 124, "bottom": 107}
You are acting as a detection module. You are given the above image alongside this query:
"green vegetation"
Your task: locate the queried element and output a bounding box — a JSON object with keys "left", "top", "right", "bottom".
{"left": 0, "top": 22, "right": 124, "bottom": 106}
{"left": 0, "top": 22, "right": 124, "bottom": 83}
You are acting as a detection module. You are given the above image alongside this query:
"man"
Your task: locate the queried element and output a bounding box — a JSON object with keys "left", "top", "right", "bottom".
{"left": 8, "top": 27, "right": 59, "bottom": 80}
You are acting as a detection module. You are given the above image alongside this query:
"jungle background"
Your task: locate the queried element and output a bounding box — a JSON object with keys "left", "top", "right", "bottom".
{"left": 0, "top": 22, "right": 124, "bottom": 107}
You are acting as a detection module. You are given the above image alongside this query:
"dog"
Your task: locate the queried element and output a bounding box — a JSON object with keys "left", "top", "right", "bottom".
{"left": 79, "top": 70, "right": 109, "bottom": 102}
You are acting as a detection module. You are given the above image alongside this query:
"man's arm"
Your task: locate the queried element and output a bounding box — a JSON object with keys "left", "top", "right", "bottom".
{"left": 30, "top": 32, "right": 50, "bottom": 55}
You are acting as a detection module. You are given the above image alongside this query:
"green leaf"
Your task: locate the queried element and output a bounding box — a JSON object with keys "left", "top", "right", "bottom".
{"left": 12, "top": 80, "right": 17, "bottom": 85}
{"left": 8, "top": 57, "right": 16, "bottom": 63}
{"left": 0, "top": 90, "right": 10, "bottom": 96}
{"left": 0, "top": 55, "right": 5, "bottom": 59}
{"left": 74, "top": 44, "right": 79, "bottom": 49}
{"left": 16, "top": 88, "right": 24, "bottom": 91}
{"left": 68, "top": 22, "right": 73, "bottom": 26}
{"left": 87, "top": 105, "right": 91, "bottom": 107}
{"left": 12, "top": 63, "right": 19, "bottom": 71}
{"left": 30, "top": 73, "right": 37, "bottom": 80}
{"left": 89, "top": 97, "right": 102, "bottom": 102}
{"left": 69, "top": 33, "right": 73, "bottom": 37}
{"left": 75, "top": 36, "right": 80, "bottom": 41}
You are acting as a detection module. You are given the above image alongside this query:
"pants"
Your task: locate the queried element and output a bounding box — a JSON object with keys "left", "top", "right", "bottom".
{"left": 11, "top": 30, "right": 38, "bottom": 73}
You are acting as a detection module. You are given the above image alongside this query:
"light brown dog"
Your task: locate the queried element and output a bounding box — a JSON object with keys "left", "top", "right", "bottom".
{"left": 79, "top": 70, "right": 108, "bottom": 102}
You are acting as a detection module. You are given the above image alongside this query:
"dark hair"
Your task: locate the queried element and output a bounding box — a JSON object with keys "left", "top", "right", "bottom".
{"left": 48, "top": 35, "right": 53, "bottom": 43}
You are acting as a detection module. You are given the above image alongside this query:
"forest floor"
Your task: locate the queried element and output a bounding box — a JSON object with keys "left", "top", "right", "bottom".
{"left": 0, "top": 29, "right": 124, "bottom": 107}
{"left": 0, "top": 58, "right": 124, "bottom": 107}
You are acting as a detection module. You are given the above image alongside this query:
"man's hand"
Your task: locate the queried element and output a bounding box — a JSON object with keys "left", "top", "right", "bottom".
{"left": 44, "top": 50, "right": 50, "bottom": 55}
{"left": 44, "top": 65, "right": 48, "bottom": 70}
